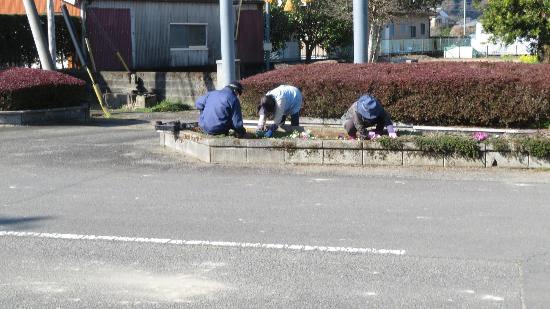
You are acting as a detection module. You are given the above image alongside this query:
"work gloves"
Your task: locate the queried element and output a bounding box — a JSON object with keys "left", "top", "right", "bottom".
{"left": 255, "top": 130, "right": 274, "bottom": 138}
{"left": 387, "top": 125, "right": 397, "bottom": 139}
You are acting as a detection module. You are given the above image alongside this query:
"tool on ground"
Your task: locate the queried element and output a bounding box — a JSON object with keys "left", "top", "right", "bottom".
{"left": 155, "top": 121, "right": 198, "bottom": 133}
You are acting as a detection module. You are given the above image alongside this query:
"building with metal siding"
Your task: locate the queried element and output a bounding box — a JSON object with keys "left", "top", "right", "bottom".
{"left": 86, "top": 0, "right": 264, "bottom": 70}
{"left": 0, "top": 0, "right": 81, "bottom": 16}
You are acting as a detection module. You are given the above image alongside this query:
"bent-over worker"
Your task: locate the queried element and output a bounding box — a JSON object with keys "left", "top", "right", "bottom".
{"left": 256, "top": 85, "right": 302, "bottom": 138}
{"left": 341, "top": 94, "right": 397, "bottom": 139}
{"left": 195, "top": 81, "right": 246, "bottom": 137}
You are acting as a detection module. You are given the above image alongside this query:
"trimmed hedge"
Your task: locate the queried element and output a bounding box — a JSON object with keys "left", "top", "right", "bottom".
{"left": 240, "top": 62, "right": 550, "bottom": 128}
{"left": 0, "top": 67, "right": 86, "bottom": 111}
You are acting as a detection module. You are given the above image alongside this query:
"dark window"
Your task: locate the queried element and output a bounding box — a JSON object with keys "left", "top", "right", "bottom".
{"left": 170, "top": 24, "right": 207, "bottom": 49}
{"left": 410, "top": 26, "right": 416, "bottom": 38}
{"left": 420, "top": 23, "right": 426, "bottom": 35}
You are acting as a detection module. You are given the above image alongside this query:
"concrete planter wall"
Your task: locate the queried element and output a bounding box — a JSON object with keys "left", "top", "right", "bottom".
{"left": 159, "top": 130, "right": 550, "bottom": 169}
{"left": 0, "top": 105, "right": 89, "bottom": 125}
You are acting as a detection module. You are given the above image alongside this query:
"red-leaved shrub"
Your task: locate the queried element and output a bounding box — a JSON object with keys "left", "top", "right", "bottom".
{"left": 0, "top": 67, "right": 86, "bottom": 111}
{"left": 240, "top": 62, "right": 550, "bottom": 128}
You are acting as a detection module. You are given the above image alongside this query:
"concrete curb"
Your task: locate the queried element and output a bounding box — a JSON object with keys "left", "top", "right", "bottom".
{"left": 159, "top": 130, "right": 550, "bottom": 169}
{"left": 0, "top": 105, "right": 90, "bottom": 125}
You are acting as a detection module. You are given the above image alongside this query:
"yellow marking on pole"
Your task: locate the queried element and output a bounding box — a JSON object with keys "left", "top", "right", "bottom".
{"left": 86, "top": 67, "right": 111, "bottom": 118}
{"left": 85, "top": 38, "right": 97, "bottom": 73}
{"left": 235, "top": 0, "right": 243, "bottom": 40}
{"left": 116, "top": 52, "right": 130, "bottom": 73}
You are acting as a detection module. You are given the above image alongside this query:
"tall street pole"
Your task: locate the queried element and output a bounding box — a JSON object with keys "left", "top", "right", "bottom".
{"left": 463, "top": 0, "right": 466, "bottom": 37}
{"left": 220, "top": 0, "right": 236, "bottom": 86}
{"left": 23, "top": 0, "right": 55, "bottom": 70}
{"left": 264, "top": 0, "right": 271, "bottom": 71}
{"left": 353, "top": 0, "right": 368, "bottom": 63}
{"left": 47, "top": 0, "right": 56, "bottom": 67}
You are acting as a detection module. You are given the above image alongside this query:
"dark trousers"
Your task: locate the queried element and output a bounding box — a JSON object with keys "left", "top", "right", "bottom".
{"left": 281, "top": 112, "right": 300, "bottom": 126}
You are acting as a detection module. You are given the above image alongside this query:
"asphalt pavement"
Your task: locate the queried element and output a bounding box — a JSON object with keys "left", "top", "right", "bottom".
{"left": 1, "top": 114, "right": 549, "bottom": 308}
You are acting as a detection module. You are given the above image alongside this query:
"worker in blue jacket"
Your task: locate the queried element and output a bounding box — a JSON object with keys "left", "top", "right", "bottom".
{"left": 195, "top": 81, "right": 246, "bottom": 137}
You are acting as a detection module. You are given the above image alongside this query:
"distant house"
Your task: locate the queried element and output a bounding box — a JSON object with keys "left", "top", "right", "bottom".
{"left": 382, "top": 14, "right": 431, "bottom": 40}
{"left": 430, "top": 8, "right": 450, "bottom": 30}
{"left": 470, "top": 22, "right": 531, "bottom": 56}
{"left": 85, "top": 0, "right": 265, "bottom": 71}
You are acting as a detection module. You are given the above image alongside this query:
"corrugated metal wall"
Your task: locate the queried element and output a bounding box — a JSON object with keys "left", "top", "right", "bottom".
{"left": 87, "top": 1, "right": 263, "bottom": 69}
{"left": 86, "top": 8, "right": 132, "bottom": 71}
{"left": 88, "top": 1, "right": 221, "bottom": 69}
{"left": 0, "top": 0, "right": 81, "bottom": 16}
{"left": 236, "top": 10, "right": 263, "bottom": 64}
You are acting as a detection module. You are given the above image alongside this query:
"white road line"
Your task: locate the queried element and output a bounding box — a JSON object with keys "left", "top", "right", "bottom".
{"left": 0, "top": 231, "right": 406, "bottom": 256}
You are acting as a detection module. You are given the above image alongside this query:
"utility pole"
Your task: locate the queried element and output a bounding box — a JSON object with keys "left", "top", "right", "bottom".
{"left": 264, "top": 0, "right": 271, "bottom": 71}
{"left": 463, "top": 0, "right": 466, "bottom": 37}
{"left": 219, "top": 0, "right": 236, "bottom": 86}
{"left": 23, "top": 0, "right": 55, "bottom": 70}
{"left": 47, "top": 0, "right": 56, "bottom": 67}
{"left": 353, "top": 0, "right": 368, "bottom": 63}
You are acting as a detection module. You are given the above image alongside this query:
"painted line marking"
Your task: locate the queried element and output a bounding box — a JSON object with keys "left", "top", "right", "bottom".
{"left": 312, "top": 178, "right": 331, "bottom": 182}
{"left": 482, "top": 295, "right": 504, "bottom": 301}
{"left": 0, "top": 231, "right": 406, "bottom": 256}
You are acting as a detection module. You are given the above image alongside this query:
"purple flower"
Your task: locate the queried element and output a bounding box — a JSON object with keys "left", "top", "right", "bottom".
{"left": 473, "top": 132, "right": 489, "bottom": 141}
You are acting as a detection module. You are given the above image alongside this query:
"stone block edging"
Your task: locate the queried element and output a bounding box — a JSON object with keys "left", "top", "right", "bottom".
{"left": 159, "top": 131, "right": 550, "bottom": 169}
{"left": 0, "top": 105, "right": 89, "bottom": 125}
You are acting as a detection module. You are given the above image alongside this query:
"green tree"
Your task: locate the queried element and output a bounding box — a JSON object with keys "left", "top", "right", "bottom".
{"left": 269, "top": 4, "right": 296, "bottom": 53}
{"left": 269, "top": 0, "right": 352, "bottom": 63}
{"left": 480, "top": 0, "right": 550, "bottom": 63}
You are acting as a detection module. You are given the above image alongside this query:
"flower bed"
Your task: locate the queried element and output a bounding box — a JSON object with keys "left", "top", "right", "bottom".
{"left": 158, "top": 125, "right": 550, "bottom": 169}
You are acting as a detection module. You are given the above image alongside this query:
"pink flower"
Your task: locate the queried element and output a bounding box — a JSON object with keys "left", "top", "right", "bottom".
{"left": 473, "top": 132, "right": 489, "bottom": 141}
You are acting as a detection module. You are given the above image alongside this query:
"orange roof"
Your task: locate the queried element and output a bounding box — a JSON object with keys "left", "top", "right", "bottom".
{"left": 0, "top": 0, "right": 81, "bottom": 16}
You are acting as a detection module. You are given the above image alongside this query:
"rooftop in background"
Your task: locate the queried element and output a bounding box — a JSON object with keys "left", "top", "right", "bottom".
{"left": 0, "top": 0, "right": 81, "bottom": 16}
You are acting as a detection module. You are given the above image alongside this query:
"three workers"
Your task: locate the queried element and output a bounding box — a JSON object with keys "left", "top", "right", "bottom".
{"left": 196, "top": 82, "right": 397, "bottom": 140}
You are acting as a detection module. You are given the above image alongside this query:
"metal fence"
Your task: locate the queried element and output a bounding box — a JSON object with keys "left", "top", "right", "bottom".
{"left": 379, "top": 37, "right": 471, "bottom": 55}
{"left": 271, "top": 37, "right": 529, "bottom": 62}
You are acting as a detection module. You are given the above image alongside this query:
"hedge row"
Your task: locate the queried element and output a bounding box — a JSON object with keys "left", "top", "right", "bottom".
{"left": 240, "top": 62, "right": 550, "bottom": 128}
{"left": 0, "top": 14, "right": 81, "bottom": 68}
{"left": 0, "top": 67, "right": 86, "bottom": 111}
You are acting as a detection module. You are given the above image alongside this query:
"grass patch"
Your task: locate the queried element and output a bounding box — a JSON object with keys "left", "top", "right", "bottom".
{"left": 488, "top": 137, "right": 512, "bottom": 153}
{"left": 514, "top": 137, "right": 550, "bottom": 159}
{"left": 132, "top": 100, "right": 191, "bottom": 113}
{"left": 378, "top": 136, "right": 405, "bottom": 151}
{"left": 412, "top": 135, "right": 481, "bottom": 159}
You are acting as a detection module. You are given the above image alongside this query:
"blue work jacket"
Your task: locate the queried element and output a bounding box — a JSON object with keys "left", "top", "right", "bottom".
{"left": 195, "top": 87, "right": 245, "bottom": 135}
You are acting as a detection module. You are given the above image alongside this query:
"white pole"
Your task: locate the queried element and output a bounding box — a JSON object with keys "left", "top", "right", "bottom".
{"left": 219, "top": 0, "right": 236, "bottom": 86}
{"left": 47, "top": 0, "right": 56, "bottom": 67}
{"left": 23, "top": 0, "right": 55, "bottom": 70}
{"left": 353, "top": 0, "right": 368, "bottom": 63}
{"left": 463, "top": 0, "right": 466, "bottom": 37}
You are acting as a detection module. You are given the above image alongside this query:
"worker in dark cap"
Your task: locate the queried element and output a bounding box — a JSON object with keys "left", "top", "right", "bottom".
{"left": 255, "top": 85, "right": 302, "bottom": 138}
{"left": 195, "top": 81, "right": 246, "bottom": 137}
{"left": 341, "top": 94, "right": 397, "bottom": 139}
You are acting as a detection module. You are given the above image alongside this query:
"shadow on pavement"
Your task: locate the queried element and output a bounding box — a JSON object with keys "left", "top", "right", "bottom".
{"left": 0, "top": 216, "right": 53, "bottom": 230}
{"left": 86, "top": 118, "right": 151, "bottom": 127}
